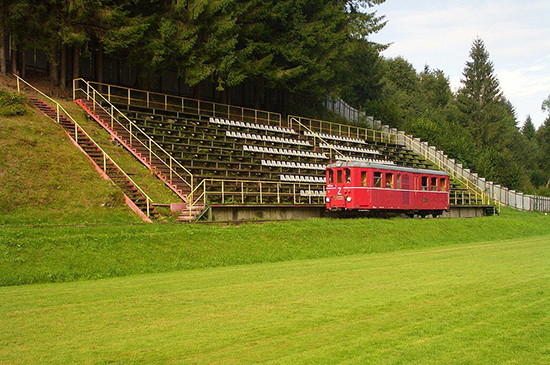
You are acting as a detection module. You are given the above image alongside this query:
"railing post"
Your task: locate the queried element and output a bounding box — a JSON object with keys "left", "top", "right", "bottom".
{"left": 169, "top": 158, "right": 173, "bottom": 181}
{"left": 148, "top": 139, "right": 152, "bottom": 170}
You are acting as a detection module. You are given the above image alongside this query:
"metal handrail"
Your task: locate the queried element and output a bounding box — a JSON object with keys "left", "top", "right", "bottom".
{"left": 289, "top": 117, "right": 349, "bottom": 161}
{"left": 73, "top": 78, "right": 194, "bottom": 197}
{"left": 288, "top": 115, "right": 397, "bottom": 145}
{"left": 401, "top": 134, "right": 495, "bottom": 207}
{"left": 16, "top": 75, "right": 155, "bottom": 217}
{"left": 76, "top": 80, "right": 283, "bottom": 127}
{"left": 200, "top": 178, "right": 326, "bottom": 205}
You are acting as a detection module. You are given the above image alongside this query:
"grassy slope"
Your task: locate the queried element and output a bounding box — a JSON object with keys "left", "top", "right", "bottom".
{"left": 1, "top": 208, "right": 549, "bottom": 286}
{"left": 0, "top": 102, "right": 139, "bottom": 225}
{"left": 0, "top": 79, "right": 181, "bottom": 225}
{"left": 0, "top": 235, "right": 548, "bottom": 364}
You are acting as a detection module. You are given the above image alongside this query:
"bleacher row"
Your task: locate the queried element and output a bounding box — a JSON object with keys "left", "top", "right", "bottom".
{"left": 334, "top": 155, "right": 395, "bottom": 165}
{"left": 210, "top": 117, "right": 297, "bottom": 134}
{"left": 280, "top": 175, "right": 325, "bottom": 183}
{"left": 243, "top": 144, "right": 327, "bottom": 159}
{"left": 226, "top": 130, "right": 311, "bottom": 146}
{"left": 261, "top": 159, "right": 326, "bottom": 171}
{"left": 303, "top": 130, "right": 367, "bottom": 145}
{"left": 319, "top": 142, "right": 379, "bottom": 155}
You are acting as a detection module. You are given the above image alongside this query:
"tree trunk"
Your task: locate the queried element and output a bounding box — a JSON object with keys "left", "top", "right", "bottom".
{"left": 97, "top": 42, "right": 103, "bottom": 84}
{"left": 193, "top": 83, "right": 201, "bottom": 100}
{"left": 0, "top": 11, "right": 6, "bottom": 76}
{"left": 60, "top": 45, "right": 67, "bottom": 88}
{"left": 11, "top": 48, "right": 17, "bottom": 75}
{"left": 49, "top": 43, "right": 59, "bottom": 86}
{"left": 73, "top": 45, "right": 79, "bottom": 80}
{"left": 20, "top": 49, "right": 25, "bottom": 78}
{"left": 221, "top": 87, "right": 231, "bottom": 105}
{"left": 253, "top": 78, "right": 264, "bottom": 110}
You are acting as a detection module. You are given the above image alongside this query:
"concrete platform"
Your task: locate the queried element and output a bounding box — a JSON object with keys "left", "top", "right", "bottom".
{"left": 205, "top": 204, "right": 495, "bottom": 221}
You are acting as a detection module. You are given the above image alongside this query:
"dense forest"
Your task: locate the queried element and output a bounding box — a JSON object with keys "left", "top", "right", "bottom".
{"left": 0, "top": 0, "right": 548, "bottom": 195}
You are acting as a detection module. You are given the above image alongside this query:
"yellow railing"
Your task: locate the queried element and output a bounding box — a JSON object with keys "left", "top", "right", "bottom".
{"left": 288, "top": 115, "right": 398, "bottom": 145}
{"left": 16, "top": 75, "right": 155, "bottom": 217}
{"left": 76, "top": 80, "right": 283, "bottom": 127}
{"left": 73, "top": 78, "right": 196, "bottom": 200}
{"left": 401, "top": 134, "right": 497, "bottom": 208}
{"left": 200, "top": 179, "right": 325, "bottom": 205}
{"left": 288, "top": 117, "right": 348, "bottom": 161}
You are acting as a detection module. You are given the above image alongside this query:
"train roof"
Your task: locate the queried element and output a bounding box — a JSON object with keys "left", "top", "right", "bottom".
{"left": 326, "top": 161, "right": 449, "bottom": 176}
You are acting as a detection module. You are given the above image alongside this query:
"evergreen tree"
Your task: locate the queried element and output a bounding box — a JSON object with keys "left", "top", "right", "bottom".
{"left": 521, "top": 115, "right": 536, "bottom": 140}
{"left": 456, "top": 38, "right": 505, "bottom": 145}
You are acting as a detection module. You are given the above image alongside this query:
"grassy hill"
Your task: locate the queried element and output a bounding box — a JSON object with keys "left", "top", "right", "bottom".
{"left": 0, "top": 77, "right": 179, "bottom": 225}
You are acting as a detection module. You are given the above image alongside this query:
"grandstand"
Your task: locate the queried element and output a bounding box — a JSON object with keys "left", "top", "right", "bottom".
{"left": 68, "top": 78, "right": 494, "bottom": 221}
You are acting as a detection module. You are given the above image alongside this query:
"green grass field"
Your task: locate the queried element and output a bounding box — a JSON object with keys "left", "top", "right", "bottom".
{"left": 1, "top": 210, "right": 550, "bottom": 286}
{"left": 1, "top": 234, "right": 548, "bottom": 364}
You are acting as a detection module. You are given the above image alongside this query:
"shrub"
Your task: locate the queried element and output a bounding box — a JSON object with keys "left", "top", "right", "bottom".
{"left": 0, "top": 90, "right": 27, "bottom": 116}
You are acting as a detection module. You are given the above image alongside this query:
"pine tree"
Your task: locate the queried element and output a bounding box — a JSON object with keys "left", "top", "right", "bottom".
{"left": 456, "top": 38, "right": 505, "bottom": 145}
{"left": 521, "top": 115, "right": 536, "bottom": 140}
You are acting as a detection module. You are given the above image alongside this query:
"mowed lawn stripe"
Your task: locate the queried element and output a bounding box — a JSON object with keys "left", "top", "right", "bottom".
{"left": 1, "top": 235, "right": 548, "bottom": 364}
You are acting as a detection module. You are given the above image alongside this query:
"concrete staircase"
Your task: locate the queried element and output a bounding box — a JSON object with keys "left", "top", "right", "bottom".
{"left": 74, "top": 98, "right": 205, "bottom": 222}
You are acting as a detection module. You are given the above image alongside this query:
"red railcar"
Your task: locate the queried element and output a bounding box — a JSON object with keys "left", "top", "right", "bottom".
{"left": 326, "top": 161, "right": 450, "bottom": 217}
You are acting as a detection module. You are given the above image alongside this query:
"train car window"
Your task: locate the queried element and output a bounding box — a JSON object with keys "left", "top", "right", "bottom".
{"left": 328, "top": 169, "right": 334, "bottom": 184}
{"left": 337, "top": 170, "right": 343, "bottom": 183}
{"left": 361, "top": 171, "right": 368, "bottom": 187}
{"left": 345, "top": 168, "right": 351, "bottom": 183}
{"left": 374, "top": 172, "right": 382, "bottom": 187}
{"left": 431, "top": 177, "right": 438, "bottom": 191}
{"left": 440, "top": 177, "right": 448, "bottom": 191}
{"left": 421, "top": 176, "right": 428, "bottom": 190}
{"left": 396, "top": 174, "right": 401, "bottom": 189}
{"left": 385, "top": 173, "right": 393, "bottom": 188}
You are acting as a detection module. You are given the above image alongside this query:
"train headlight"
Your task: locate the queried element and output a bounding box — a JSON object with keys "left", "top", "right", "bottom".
{"left": 346, "top": 196, "right": 352, "bottom": 202}
{"left": 326, "top": 197, "right": 331, "bottom": 203}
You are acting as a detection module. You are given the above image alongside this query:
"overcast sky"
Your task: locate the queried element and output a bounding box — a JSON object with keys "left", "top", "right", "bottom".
{"left": 370, "top": 0, "right": 550, "bottom": 128}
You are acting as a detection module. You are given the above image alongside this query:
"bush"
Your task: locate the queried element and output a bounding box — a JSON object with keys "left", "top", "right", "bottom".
{"left": 0, "top": 90, "right": 27, "bottom": 116}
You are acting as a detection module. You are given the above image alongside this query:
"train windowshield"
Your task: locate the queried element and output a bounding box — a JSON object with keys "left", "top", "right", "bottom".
{"left": 374, "top": 172, "right": 382, "bottom": 187}
{"left": 328, "top": 169, "right": 334, "bottom": 184}
{"left": 440, "top": 177, "right": 448, "bottom": 191}
{"left": 345, "top": 168, "right": 351, "bottom": 183}
{"left": 361, "top": 171, "right": 368, "bottom": 187}
{"left": 385, "top": 173, "right": 393, "bottom": 188}
{"left": 421, "top": 176, "right": 428, "bottom": 190}
{"left": 337, "top": 170, "right": 343, "bottom": 183}
{"left": 431, "top": 177, "right": 438, "bottom": 191}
